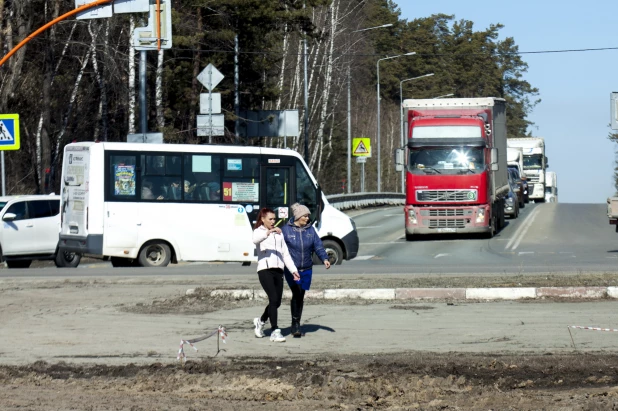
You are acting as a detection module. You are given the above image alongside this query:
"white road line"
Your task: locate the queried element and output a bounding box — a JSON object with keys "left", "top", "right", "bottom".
{"left": 518, "top": 251, "right": 534, "bottom": 255}
{"left": 434, "top": 253, "right": 449, "bottom": 259}
{"left": 383, "top": 214, "right": 403, "bottom": 217}
{"left": 505, "top": 207, "right": 541, "bottom": 251}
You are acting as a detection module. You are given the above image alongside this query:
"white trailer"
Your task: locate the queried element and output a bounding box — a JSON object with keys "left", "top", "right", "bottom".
{"left": 507, "top": 147, "right": 525, "bottom": 178}
{"left": 545, "top": 171, "right": 557, "bottom": 203}
{"left": 507, "top": 137, "right": 547, "bottom": 202}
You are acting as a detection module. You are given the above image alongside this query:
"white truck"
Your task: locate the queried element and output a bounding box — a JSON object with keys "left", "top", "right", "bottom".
{"left": 545, "top": 171, "right": 558, "bottom": 203}
{"left": 507, "top": 137, "right": 547, "bottom": 202}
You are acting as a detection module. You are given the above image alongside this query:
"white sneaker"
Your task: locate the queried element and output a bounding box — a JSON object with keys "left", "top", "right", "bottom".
{"left": 253, "top": 317, "right": 265, "bottom": 338}
{"left": 269, "top": 329, "right": 286, "bottom": 342}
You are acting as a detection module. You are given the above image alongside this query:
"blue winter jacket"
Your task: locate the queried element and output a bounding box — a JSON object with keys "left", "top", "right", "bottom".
{"left": 281, "top": 219, "right": 329, "bottom": 271}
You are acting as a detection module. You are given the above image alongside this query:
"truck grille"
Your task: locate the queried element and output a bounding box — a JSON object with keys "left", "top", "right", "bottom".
{"left": 426, "top": 209, "right": 466, "bottom": 217}
{"left": 527, "top": 175, "right": 540, "bottom": 183}
{"left": 416, "top": 190, "right": 477, "bottom": 202}
{"left": 426, "top": 219, "right": 467, "bottom": 228}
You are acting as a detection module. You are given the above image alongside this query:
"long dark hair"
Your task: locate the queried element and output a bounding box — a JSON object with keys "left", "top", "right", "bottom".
{"left": 254, "top": 207, "right": 275, "bottom": 229}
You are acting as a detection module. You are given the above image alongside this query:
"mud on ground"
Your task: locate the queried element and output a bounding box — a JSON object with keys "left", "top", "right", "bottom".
{"left": 2, "top": 353, "right": 618, "bottom": 410}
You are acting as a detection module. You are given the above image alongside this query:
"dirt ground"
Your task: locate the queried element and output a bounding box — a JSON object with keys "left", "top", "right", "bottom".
{"left": 3, "top": 276, "right": 618, "bottom": 410}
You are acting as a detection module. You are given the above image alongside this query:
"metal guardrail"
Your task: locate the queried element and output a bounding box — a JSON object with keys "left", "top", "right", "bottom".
{"left": 325, "top": 192, "right": 405, "bottom": 211}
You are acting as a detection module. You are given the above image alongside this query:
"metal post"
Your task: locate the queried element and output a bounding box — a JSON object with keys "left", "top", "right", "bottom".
{"left": 302, "top": 1, "right": 309, "bottom": 164}
{"left": 234, "top": 34, "right": 240, "bottom": 145}
{"left": 399, "top": 81, "right": 404, "bottom": 194}
{"left": 360, "top": 162, "right": 365, "bottom": 193}
{"left": 347, "top": 65, "right": 351, "bottom": 193}
{"left": 376, "top": 60, "right": 381, "bottom": 193}
{"left": 1, "top": 151, "right": 5, "bottom": 196}
{"left": 208, "top": 65, "right": 213, "bottom": 144}
{"left": 139, "top": 50, "right": 147, "bottom": 134}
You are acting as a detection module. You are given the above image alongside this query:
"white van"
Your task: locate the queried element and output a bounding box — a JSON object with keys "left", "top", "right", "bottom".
{"left": 58, "top": 142, "right": 358, "bottom": 267}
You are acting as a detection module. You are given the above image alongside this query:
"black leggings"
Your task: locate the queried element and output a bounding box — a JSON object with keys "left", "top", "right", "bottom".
{"left": 289, "top": 282, "right": 305, "bottom": 321}
{"left": 258, "top": 268, "right": 284, "bottom": 330}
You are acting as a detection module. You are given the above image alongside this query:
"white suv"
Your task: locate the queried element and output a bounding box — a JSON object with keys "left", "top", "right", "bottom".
{"left": 0, "top": 195, "right": 81, "bottom": 269}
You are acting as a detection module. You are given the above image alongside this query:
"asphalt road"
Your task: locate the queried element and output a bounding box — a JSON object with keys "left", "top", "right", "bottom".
{"left": 1, "top": 202, "right": 616, "bottom": 277}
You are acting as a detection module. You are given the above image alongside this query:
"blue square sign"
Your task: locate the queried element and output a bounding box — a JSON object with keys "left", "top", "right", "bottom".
{"left": 0, "top": 114, "right": 20, "bottom": 150}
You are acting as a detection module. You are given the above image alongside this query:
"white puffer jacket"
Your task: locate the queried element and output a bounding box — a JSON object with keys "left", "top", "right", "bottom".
{"left": 253, "top": 226, "right": 298, "bottom": 273}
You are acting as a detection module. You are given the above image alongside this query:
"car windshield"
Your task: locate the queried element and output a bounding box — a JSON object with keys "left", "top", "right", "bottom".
{"left": 523, "top": 154, "right": 543, "bottom": 169}
{"left": 408, "top": 147, "right": 484, "bottom": 175}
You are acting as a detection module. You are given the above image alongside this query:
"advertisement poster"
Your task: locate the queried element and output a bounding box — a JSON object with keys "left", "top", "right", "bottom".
{"left": 232, "top": 182, "right": 259, "bottom": 202}
{"left": 114, "top": 165, "right": 136, "bottom": 196}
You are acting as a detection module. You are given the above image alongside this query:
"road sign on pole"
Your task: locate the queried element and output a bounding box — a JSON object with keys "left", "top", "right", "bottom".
{"left": 197, "top": 64, "right": 224, "bottom": 91}
{"left": 352, "top": 137, "right": 371, "bottom": 157}
{"left": 200, "top": 93, "right": 221, "bottom": 114}
{"left": 0, "top": 114, "right": 20, "bottom": 151}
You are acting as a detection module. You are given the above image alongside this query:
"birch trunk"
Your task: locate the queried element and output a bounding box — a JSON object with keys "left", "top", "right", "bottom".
{"left": 155, "top": 49, "right": 164, "bottom": 129}
{"left": 128, "top": 16, "right": 136, "bottom": 134}
{"left": 310, "top": 0, "right": 339, "bottom": 174}
{"left": 89, "top": 21, "right": 109, "bottom": 142}
{"left": 189, "top": 8, "right": 201, "bottom": 141}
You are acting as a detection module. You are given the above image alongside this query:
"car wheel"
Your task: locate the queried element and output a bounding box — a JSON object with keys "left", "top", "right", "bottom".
{"left": 321, "top": 240, "right": 343, "bottom": 265}
{"left": 6, "top": 260, "right": 32, "bottom": 269}
{"left": 138, "top": 242, "right": 171, "bottom": 267}
{"left": 55, "top": 251, "right": 81, "bottom": 268}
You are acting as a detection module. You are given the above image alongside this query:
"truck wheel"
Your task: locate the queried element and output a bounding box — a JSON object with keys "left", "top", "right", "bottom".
{"left": 405, "top": 232, "right": 414, "bottom": 241}
{"left": 138, "top": 242, "right": 171, "bottom": 267}
{"left": 55, "top": 251, "right": 81, "bottom": 268}
{"left": 6, "top": 260, "right": 32, "bottom": 269}
{"left": 322, "top": 240, "right": 343, "bottom": 265}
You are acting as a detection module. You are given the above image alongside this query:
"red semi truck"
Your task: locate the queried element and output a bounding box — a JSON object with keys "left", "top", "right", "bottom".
{"left": 395, "top": 97, "right": 509, "bottom": 240}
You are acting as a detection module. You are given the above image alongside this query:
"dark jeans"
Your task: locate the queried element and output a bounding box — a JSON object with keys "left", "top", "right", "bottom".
{"left": 258, "top": 268, "right": 284, "bottom": 331}
{"left": 288, "top": 282, "right": 305, "bottom": 321}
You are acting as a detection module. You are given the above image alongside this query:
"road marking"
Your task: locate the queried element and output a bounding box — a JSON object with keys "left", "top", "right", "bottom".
{"left": 518, "top": 251, "right": 534, "bottom": 255}
{"left": 354, "top": 255, "right": 375, "bottom": 260}
{"left": 434, "top": 253, "right": 449, "bottom": 259}
{"left": 504, "top": 207, "right": 541, "bottom": 251}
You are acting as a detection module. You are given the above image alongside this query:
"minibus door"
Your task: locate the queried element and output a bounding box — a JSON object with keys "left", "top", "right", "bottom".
{"left": 261, "top": 165, "right": 294, "bottom": 228}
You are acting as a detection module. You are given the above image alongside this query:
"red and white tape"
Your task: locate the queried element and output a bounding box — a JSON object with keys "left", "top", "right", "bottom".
{"left": 569, "top": 325, "right": 618, "bottom": 332}
{"left": 178, "top": 326, "right": 227, "bottom": 362}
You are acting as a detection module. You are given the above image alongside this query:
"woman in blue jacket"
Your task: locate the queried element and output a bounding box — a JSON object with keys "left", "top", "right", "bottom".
{"left": 281, "top": 203, "right": 331, "bottom": 337}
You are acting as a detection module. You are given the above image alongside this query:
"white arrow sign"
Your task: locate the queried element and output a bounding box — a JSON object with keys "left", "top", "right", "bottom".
{"left": 197, "top": 64, "right": 224, "bottom": 91}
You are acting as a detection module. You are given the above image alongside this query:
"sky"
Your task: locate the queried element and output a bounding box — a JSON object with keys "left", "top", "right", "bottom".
{"left": 395, "top": 0, "right": 618, "bottom": 203}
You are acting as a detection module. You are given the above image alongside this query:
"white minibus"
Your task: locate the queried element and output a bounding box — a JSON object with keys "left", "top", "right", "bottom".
{"left": 58, "top": 142, "right": 358, "bottom": 267}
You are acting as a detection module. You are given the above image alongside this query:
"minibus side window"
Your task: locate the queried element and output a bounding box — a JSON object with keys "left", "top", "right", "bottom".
{"left": 182, "top": 154, "right": 222, "bottom": 202}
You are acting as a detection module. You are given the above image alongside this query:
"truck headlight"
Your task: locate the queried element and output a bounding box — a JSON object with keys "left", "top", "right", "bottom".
{"left": 476, "top": 208, "right": 485, "bottom": 223}
{"left": 407, "top": 209, "right": 417, "bottom": 224}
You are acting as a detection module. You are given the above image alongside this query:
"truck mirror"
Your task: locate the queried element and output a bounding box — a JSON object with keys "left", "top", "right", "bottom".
{"left": 394, "top": 148, "right": 404, "bottom": 172}
{"left": 490, "top": 148, "right": 498, "bottom": 165}
{"left": 545, "top": 156, "right": 549, "bottom": 168}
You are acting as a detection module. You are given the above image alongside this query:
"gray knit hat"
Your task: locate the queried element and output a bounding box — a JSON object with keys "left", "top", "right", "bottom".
{"left": 291, "top": 203, "right": 310, "bottom": 220}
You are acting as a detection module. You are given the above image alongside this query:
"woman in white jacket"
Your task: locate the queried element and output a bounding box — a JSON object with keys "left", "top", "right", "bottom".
{"left": 252, "top": 208, "right": 299, "bottom": 342}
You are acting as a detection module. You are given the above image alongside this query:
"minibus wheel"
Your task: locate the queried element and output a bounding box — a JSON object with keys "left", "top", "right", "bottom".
{"left": 322, "top": 240, "right": 343, "bottom": 265}
{"left": 138, "top": 242, "right": 171, "bottom": 267}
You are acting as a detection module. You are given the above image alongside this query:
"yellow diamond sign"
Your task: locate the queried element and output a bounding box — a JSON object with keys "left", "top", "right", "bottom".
{"left": 352, "top": 137, "right": 371, "bottom": 157}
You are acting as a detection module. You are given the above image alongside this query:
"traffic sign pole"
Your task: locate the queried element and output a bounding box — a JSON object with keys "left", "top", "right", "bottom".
{"left": 1, "top": 151, "right": 5, "bottom": 196}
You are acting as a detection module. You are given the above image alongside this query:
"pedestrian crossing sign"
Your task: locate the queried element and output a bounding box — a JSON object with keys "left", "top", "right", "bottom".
{"left": 352, "top": 137, "right": 371, "bottom": 157}
{"left": 0, "top": 114, "right": 20, "bottom": 151}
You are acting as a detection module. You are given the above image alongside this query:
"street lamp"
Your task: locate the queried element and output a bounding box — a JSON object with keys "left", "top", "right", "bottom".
{"left": 399, "top": 73, "right": 434, "bottom": 193}
{"left": 377, "top": 52, "right": 416, "bottom": 193}
{"left": 433, "top": 93, "right": 454, "bottom": 99}
{"left": 346, "top": 23, "right": 393, "bottom": 194}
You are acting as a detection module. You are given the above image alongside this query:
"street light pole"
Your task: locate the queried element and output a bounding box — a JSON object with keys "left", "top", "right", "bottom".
{"left": 433, "top": 93, "right": 455, "bottom": 99}
{"left": 376, "top": 52, "right": 415, "bottom": 193}
{"left": 399, "top": 73, "right": 434, "bottom": 193}
{"left": 346, "top": 23, "right": 393, "bottom": 194}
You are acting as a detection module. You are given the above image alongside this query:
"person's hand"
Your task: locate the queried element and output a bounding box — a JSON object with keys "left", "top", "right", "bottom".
{"left": 324, "top": 260, "right": 331, "bottom": 269}
{"left": 292, "top": 272, "right": 300, "bottom": 281}
{"left": 270, "top": 227, "right": 282, "bottom": 235}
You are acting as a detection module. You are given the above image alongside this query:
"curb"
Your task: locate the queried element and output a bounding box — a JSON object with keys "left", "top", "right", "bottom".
{"left": 201, "top": 287, "right": 618, "bottom": 301}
